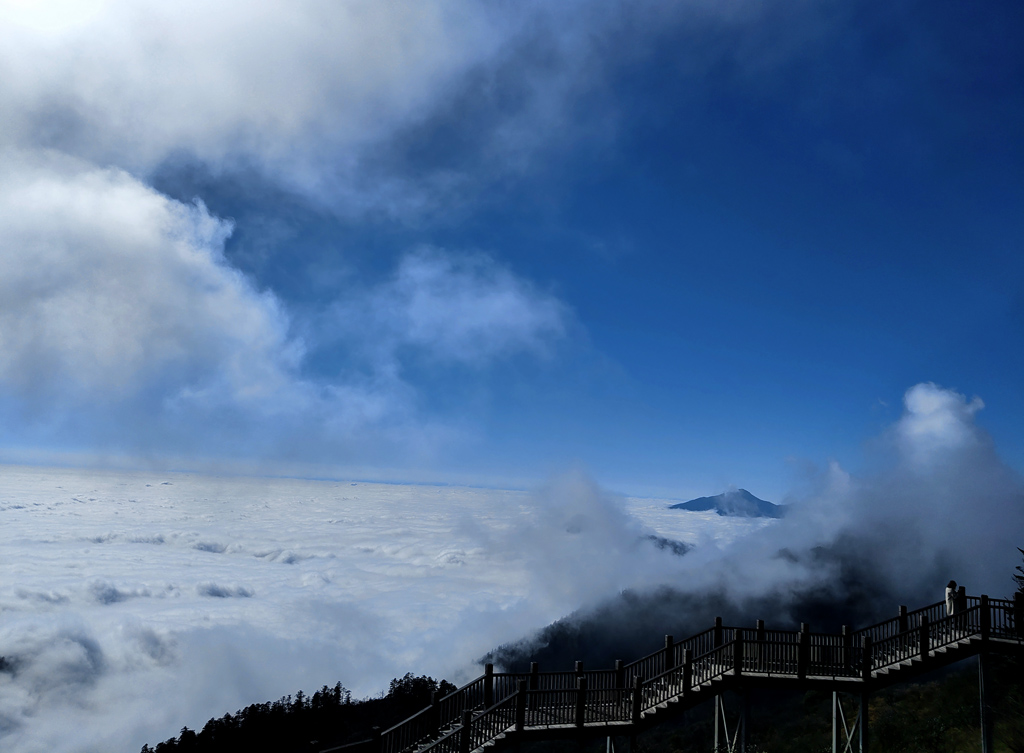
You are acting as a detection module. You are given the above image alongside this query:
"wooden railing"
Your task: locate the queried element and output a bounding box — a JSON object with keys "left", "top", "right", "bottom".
{"left": 339, "top": 594, "right": 1023, "bottom": 753}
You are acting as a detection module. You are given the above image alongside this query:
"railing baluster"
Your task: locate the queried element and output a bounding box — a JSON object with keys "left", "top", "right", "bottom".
{"left": 919, "top": 614, "right": 929, "bottom": 661}
{"left": 980, "top": 594, "right": 990, "bottom": 642}
{"left": 575, "top": 676, "right": 587, "bottom": 728}
{"left": 631, "top": 675, "right": 642, "bottom": 724}
{"left": 861, "top": 635, "right": 872, "bottom": 680}
{"left": 797, "top": 623, "right": 810, "bottom": 680}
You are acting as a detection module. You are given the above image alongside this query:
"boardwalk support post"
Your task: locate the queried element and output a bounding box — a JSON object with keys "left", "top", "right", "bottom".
{"left": 714, "top": 695, "right": 721, "bottom": 752}
{"left": 459, "top": 711, "right": 472, "bottom": 753}
{"left": 371, "top": 726, "right": 382, "bottom": 753}
{"left": 515, "top": 679, "right": 527, "bottom": 733}
{"left": 575, "top": 676, "right": 588, "bottom": 728}
{"left": 631, "top": 675, "right": 642, "bottom": 725}
{"left": 860, "top": 694, "right": 869, "bottom": 753}
{"left": 484, "top": 663, "right": 494, "bottom": 708}
{"left": 979, "top": 653, "right": 993, "bottom": 753}
{"left": 798, "top": 624, "right": 810, "bottom": 680}
{"left": 740, "top": 691, "right": 748, "bottom": 753}
{"left": 833, "top": 692, "right": 866, "bottom": 753}
{"left": 713, "top": 693, "right": 746, "bottom": 753}
{"left": 681, "top": 649, "right": 692, "bottom": 699}
{"left": 733, "top": 631, "right": 743, "bottom": 676}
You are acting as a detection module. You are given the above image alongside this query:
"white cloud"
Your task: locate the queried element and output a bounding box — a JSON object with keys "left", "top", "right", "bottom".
{"left": 0, "top": 150, "right": 298, "bottom": 407}
{"left": 0, "top": 0, "right": 791, "bottom": 213}
{"left": 896, "top": 382, "right": 985, "bottom": 467}
{"left": 332, "top": 248, "right": 569, "bottom": 369}
{"left": 0, "top": 0, "right": 505, "bottom": 205}
{"left": 0, "top": 152, "right": 569, "bottom": 460}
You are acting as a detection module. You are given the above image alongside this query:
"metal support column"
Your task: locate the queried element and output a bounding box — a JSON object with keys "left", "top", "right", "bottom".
{"left": 713, "top": 692, "right": 746, "bottom": 753}
{"left": 979, "top": 653, "right": 993, "bottom": 753}
{"left": 714, "top": 694, "right": 720, "bottom": 752}
{"left": 739, "top": 691, "right": 748, "bottom": 753}
{"left": 832, "top": 692, "right": 865, "bottom": 753}
{"left": 859, "top": 693, "right": 869, "bottom": 753}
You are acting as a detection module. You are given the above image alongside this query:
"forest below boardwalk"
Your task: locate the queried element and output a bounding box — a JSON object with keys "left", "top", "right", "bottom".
{"left": 141, "top": 674, "right": 456, "bottom": 753}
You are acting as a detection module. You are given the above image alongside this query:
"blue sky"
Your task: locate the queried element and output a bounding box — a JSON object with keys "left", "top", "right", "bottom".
{"left": 0, "top": 0, "right": 1021, "bottom": 499}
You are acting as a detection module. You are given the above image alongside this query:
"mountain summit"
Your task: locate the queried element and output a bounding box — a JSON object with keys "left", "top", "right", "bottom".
{"left": 668, "top": 489, "right": 784, "bottom": 518}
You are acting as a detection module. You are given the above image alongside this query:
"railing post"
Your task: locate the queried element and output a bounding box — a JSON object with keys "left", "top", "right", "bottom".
{"left": 733, "top": 630, "right": 743, "bottom": 676}
{"left": 664, "top": 635, "right": 675, "bottom": 672}
{"left": 842, "top": 625, "right": 851, "bottom": 674}
{"left": 681, "top": 649, "right": 692, "bottom": 698}
{"left": 756, "top": 619, "right": 766, "bottom": 672}
{"left": 631, "top": 675, "right": 642, "bottom": 725}
{"left": 714, "top": 617, "right": 723, "bottom": 648}
{"left": 861, "top": 636, "right": 872, "bottom": 682}
{"left": 528, "top": 662, "right": 539, "bottom": 712}
{"left": 615, "top": 659, "right": 625, "bottom": 690}
{"left": 431, "top": 690, "right": 441, "bottom": 735}
{"left": 1015, "top": 592, "right": 1024, "bottom": 639}
{"left": 898, "top": 605, "right": 908, "bottom": 634}
{"left": 515, "top": 679, "right": 527, "bottom": 733}
{"left": 459, "top": 711, "right": 472, "bottom": 753}
{"left": 798, "top": 623, "right": 810, "bottom": 680}
{"left": 980, "top": 594, "right": 990, "bottom": 642}
{"left": 575, "top": 660, "right": 584, "bottom": 675}
{"left": 575, "top": 676, "right": 588, "bottom": 728}
{"left": 918, "top": 614, "right": 929, "bottom": 662}
{"left": 484, "top": 663, "right": 494, "bottom": 708}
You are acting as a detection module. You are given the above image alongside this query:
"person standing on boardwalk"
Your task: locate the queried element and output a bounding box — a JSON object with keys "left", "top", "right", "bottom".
{"left": 945, "top": 580, "right": 957, "bottom": 615}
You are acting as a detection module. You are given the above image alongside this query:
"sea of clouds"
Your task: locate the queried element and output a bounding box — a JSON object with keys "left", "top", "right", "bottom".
{"left": 0, "top": 464, "right": 762, "bottom": 752}
{"left": 1, "top": 383, "right": 1021, "bottom": 753}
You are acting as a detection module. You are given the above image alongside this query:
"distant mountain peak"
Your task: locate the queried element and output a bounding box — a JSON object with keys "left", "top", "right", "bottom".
{"left": 668, "top": 488, "right": 784, "bottom": 518}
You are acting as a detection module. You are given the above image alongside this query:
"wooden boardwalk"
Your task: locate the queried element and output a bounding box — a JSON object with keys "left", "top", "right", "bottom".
{"left": 324, "top": 594, "right": 1023, "bottom": 753}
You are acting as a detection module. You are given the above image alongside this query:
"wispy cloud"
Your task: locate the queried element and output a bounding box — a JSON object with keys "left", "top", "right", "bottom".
{"left": 328, "top": 248, "right": 569, "bottom": 370}
{"left": 0, "top": 151, "right": 570, "bottom": 462}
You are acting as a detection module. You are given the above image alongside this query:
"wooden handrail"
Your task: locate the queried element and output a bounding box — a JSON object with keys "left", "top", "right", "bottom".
{"left": 343, "top": 594, "right": 1020, "bottom": 753}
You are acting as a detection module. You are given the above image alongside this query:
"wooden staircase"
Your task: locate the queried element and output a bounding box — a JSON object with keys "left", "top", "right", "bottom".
{"left": 321, "top": 594, "right": 1023, "bottom": 753}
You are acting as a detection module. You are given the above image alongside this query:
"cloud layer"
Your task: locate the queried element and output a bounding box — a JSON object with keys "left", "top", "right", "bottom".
{"left": 0, "top": 151, "right": 295, "bottom": 406}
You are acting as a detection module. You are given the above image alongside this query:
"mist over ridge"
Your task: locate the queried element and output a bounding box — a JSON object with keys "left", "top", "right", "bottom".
{"left": 490, "top": 382, "right": 1024, "bottom": 671}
